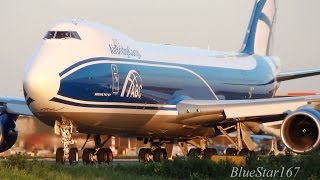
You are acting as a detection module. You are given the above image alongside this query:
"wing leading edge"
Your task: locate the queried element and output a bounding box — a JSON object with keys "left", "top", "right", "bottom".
{"left": 0, "top": 96, "right": 32, "bottom": 116}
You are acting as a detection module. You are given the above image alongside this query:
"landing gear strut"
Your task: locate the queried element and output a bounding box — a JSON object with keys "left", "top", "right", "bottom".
{"left": 217, "top": 121, "right": 256, "bottom": 156}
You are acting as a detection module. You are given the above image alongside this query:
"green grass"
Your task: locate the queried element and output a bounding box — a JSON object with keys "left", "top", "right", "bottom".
{"left": 0, "top": 155, "right": 160, "bottom": 180}
{"left": 1, "top": 152, "right": 320, "bottom": 179}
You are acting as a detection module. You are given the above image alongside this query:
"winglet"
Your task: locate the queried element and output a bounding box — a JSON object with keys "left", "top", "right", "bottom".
{"left": 241, "top": 0, "right": 277, "bottom": 56}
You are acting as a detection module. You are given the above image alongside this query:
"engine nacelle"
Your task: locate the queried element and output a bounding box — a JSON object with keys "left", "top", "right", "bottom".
{"left": 0, "top": 113, "right": 18, "bottom": 153}
{"left": 281, "top": 107, "right": 320, "bottom": 153}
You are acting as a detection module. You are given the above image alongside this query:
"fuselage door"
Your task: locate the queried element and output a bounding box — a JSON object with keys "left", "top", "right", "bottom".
{"left": 111, "top": 64, "right": 119, "bottom": 95}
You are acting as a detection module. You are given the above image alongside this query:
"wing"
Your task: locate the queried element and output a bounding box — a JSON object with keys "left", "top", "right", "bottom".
{"left": 176, "top": 95, "right": 320, "bottom": 152}
{"left": 176, "top": 95, "right": 320, "bottom": 125}
{"left": 277, "top": 69, "right": 320, "bottom": 81}
{"left": 0, "top": 96, "right": 32, "bottom": 116}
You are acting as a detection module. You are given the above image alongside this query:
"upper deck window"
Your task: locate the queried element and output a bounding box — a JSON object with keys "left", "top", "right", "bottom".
{"left": 44, "top": 31, "right": 81, "bottom": 40}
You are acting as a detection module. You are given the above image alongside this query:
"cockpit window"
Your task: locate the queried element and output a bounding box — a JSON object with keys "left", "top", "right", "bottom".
{"left": 55, "top": 31, "right": 70, "bottom": 39}
{"left": 43, "top": 31, "right": 81, "bottom": 40}
{"left": 71, "top": 31, "right": 81, "bottom": 40}
{"left": 44, "top": 31, "right": 55, "bottom": 39}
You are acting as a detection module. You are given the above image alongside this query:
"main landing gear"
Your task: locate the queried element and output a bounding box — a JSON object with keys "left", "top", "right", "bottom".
{"left": 55, "top": 120, "right": 113, "bottom": 165}
{"left": 185, "top": 121, "right": 256, "bottom": 158}
{"left": 138, "top": 139, "right": 169, "bottom": 162}
{"left": 187, "top": 139, "right": 218, "bottom": 159}
{"left": 217, "top": 121, "right": 256, "bottom": 156}
{"left": 82, "top": 134, "right": 113, "bottom": 164}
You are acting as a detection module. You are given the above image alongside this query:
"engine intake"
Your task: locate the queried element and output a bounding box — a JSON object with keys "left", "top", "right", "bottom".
{"left": 0, "top": 113, "right": 18, "bottom": 152}
{"left": 281, "top": 108, "right": 320, "bottom": 153}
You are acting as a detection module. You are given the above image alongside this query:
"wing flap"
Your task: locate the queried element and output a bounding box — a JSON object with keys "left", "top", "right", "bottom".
{"left": 177, "top": 111, "right": 224, "bottom": 125}
{"left": 223, "top": 100, "right": 305, "bottom": 119}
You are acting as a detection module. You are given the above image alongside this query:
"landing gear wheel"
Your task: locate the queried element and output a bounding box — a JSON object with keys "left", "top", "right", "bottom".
{"left": 203, "top": 148, "right": 217, "bottom": 159}
{"left": 69, "top": 148, "right": 79, "bottom": 165}
{"left": 138, "top": 148, "right": 147, "bottom": 162}
{"left": 106, "top": 148, "right": 113, "bottom": 164}
{"left": 162, "top": 148, "right": 168, "bottom": 160}
{"left": 139, "top": 148, "right": 152, "bottom": 162}
{"left": 225, "top": 148, "right": 237, "bottom": 155}
{"left": 153, "top": 148, "right": 164, "bottom": 162}
{"left": 188, "top": 148, "right": 201, "bottom": 157}
{"left": 83, "top": 148, "right": 95, "bottom": 164}
{"left": 144, "top": 148, "right": 152, "bottom": 162}
{"left": 97, "top": 148, "right": 108, "bottom": 163}
{"left": 56, "top": 147, "right": 65, "bottom": 164}
{"left": 238, "top": 148, "right": 250, "bottom": 156}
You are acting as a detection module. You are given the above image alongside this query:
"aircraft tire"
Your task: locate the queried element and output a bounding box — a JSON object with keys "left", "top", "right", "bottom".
{"left": 97, "top": 148, "right": 108, "bottom": 163}
{"left": 83, "top": 148, "right": 94, "bottom": 164}
{"left": 69, "top": 148, "right": 79, "bottom": 165}
{"left": 56, "top": 147, "right": 65, "bottom": 164}
{"left": 188, "top": 148, "right": 201, "bottom": 157}
{"left": 153, "top": 148, "right": 164, "bottom": 162}
{"left": 238, "top": 148, "right": 250, "bottom": 156}
{"left": 106, "top": 148, "right": 113, "bottom": 164}
{"left": 138, "top": 148, "right": 147, "bottom": 162}
{"left": 145, "top": 148, "right": 151, "bottom": 161}
{"left": 203, "top": 148, "right": 217, "bottom": 159}
{"left": 225, "top": 148, "right": 237, "bottom": 156}
{"left": 162, "top": 148, "right": 168, "bottom": 159}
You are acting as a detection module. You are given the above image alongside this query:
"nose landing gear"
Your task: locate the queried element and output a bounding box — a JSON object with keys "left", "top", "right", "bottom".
{"left": 54, "top": 119, "right": 113, "bottom": 165}
{"left": 55, "top": 120, "right": 78, "bottom": 165}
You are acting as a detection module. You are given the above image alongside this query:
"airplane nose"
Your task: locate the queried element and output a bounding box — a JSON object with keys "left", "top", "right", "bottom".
{"left": 23, "top": 66, "right": 60, "bottom": 103}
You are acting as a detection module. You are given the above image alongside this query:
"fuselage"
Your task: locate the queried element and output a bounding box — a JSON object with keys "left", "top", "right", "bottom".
{"left": 23, "top": 20, "right": 281, "bottom": 138}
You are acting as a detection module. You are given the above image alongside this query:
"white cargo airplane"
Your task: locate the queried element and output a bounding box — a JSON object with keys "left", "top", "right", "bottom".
{"left": 0, "top": 0, "right": 320, "bottom": 164}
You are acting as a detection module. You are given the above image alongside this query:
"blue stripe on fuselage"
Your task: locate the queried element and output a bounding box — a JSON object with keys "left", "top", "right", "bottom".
{"left": 55, "top": 55, "right": 276, "bottom": 107}
{"left": 51, "top": 97, "right": 177, "bottom": 110}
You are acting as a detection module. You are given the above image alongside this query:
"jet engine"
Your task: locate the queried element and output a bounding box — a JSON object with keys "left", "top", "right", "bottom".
{"left": 0, "top": 113, "right": 18, "bottom": 152}
{"left": 281, "top": 107, "right": 320, "bottom": 153}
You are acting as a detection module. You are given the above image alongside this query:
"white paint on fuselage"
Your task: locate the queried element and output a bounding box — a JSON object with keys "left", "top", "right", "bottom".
{"left": 38, "top": 19, "right": 259, "bottom": 73}
{"left": 138, "top": 42, "right": 258, "bottom": 70}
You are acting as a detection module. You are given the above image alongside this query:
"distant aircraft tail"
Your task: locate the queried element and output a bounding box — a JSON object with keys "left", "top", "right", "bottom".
{"left": 240, "top": 0, "right": 277, "bottom": 56}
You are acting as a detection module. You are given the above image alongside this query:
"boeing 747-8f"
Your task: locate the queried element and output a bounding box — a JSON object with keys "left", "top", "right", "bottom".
{"left": 0, "top": 0, "right": 320, "bottom": 164}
